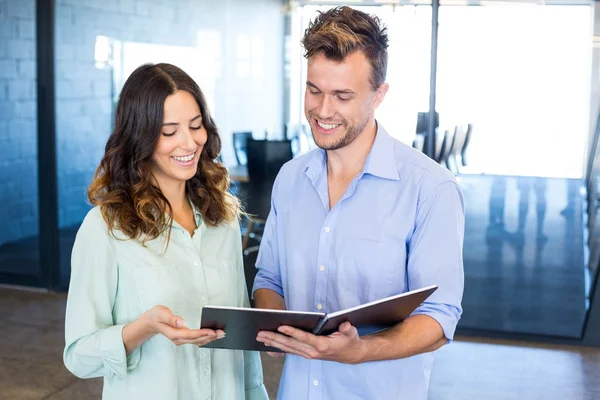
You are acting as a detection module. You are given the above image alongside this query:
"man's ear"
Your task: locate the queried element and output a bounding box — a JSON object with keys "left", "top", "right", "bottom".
{"left": 373, "top": 82, "right": 389, "bottom": 110}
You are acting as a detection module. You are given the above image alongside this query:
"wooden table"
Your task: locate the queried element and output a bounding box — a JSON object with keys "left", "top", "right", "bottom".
{"left": 227, "top": 165, "right": 249, "bottom": 182}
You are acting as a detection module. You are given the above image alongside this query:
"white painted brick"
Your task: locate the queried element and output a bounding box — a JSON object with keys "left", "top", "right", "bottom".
{"left": 119, "top": 0, "right": 136, "bottom": 14}
{"left": 6, "top": 0, "right": 34, "bottom": 19}
{"left": 0, "top": 59, "right": 18, "bottom": 79}
{"left": 17, "top": 19, "right": 34, "bottom": 39}
{"left": 0, "top": 100, "right": 14, "bottom": 118}
{"left": 0, "top": 19, "right": 18, "bottom": 38}
{"left": 19, "top": 139, "right": 37, "bottom": 159}
{"left": 55, "top": 5, "right": 75, "bottom": 25}
{"left": 56, "top": 44, "right": 77, "bottom": 61}
{"left": 0, "top": 159, "right": 10, "bottom": 182}
{"left": 91, "top": 80, "right": 111, "bottom": 97}
{"left": 6, "top": 39, "right": 34, "bottom": 59}
{"left": 8, "top": 80, "right": 34, "bottom": 100}
{"left": 17, "top": 60, "right": 35, "bottom": 79}
{"left": 56, "top": 22, "right": 85, "bottom": 45}
{"left": 8, "top": 119, "right": 35, "bottom": 140}
{"left": 57, "top": 99, "right": 85, "bottom": 116}
{"left": 14, "top": 100, "right": 36, "bottom": 118}
{"left": 56, "top": 79, "right": 88, "bottom": 99}
{"left": 0, "top": 80, "right": 6, "bottom": 100}
{"left": 0, "top": 139, "right": 15, "bottom": 162}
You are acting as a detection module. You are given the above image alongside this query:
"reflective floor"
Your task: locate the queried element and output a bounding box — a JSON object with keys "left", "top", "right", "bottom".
{"left": 458, "top": 175, "right": 586, "bottom": 337}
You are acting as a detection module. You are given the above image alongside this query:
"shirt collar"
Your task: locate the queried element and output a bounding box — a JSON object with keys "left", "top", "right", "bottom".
{"left": 304, "top": 121, "right": 400, "bottom": 182}
{"left": 169, "top": 198, "right": 203, "bottom": 231}
{"left": 304, "top": 148, "right": 327, "bottom": 183}
{"left": 190, "top": 199, "right": 203, "bottom": 227}
{"left": 363, "top": 123, "right": 400, "bottom": 181}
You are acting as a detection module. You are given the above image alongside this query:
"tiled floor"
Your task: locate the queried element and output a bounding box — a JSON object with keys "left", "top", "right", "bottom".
{"left": 2, "top": 287, "right": 600, "bottom": 400}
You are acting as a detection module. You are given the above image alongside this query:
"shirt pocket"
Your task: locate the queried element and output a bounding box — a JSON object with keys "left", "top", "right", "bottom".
{"left": 337, "top": 235, "right": 405, "bottom": 302}
{"left": 132, "top": 264, "right": 186, "bottom": 315}
{"left": 202, "top": 258, "right": 240, "bottom": 307}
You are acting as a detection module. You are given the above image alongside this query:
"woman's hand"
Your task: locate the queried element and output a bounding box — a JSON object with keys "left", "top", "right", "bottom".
{"left": 143, "top": 305, "right": 225, "bottom": 347}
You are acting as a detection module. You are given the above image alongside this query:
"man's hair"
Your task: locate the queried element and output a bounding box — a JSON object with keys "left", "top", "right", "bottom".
{"left": 301, "top": 6, "right": 389, "bottom": 90}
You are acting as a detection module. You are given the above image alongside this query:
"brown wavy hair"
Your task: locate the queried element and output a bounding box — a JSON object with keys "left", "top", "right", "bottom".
{"left": 302, "top": 6, "right": 388, "bottom": 90}
{"left": 88, "top": 63, "right": 239, "bottom": 243}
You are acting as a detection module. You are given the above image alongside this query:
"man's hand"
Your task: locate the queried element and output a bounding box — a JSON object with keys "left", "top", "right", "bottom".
{"left": 256, "top": 322, "right": 366, "bottom": 364}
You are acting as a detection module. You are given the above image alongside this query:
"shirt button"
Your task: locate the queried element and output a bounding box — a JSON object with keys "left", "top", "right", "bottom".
{"left": 319, "top": 265, "right": 325, "bottom": 271}
{"left": 313, "top": 379, "right": 319, "bottom": 386}
{"left": 193, "top": 261, "right": 199, "bottom": 266}
{"left": 317, "top": 304, "right": 323, "bottom": 310}
{"left": 201, "top": 296, "right": 206, "bottom": 301}
{"left": 324, "top": 227, "right": 330, "bottom": 233}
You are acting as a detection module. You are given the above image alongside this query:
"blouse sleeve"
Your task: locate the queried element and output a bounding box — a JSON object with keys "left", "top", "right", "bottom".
{"left": 63, "top": 208, "right": 141, "bottom": 379}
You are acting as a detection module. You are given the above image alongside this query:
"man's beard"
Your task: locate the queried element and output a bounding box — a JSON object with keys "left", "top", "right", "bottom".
{"left": 310, "top": 112, "right": 370, "bottom": 151}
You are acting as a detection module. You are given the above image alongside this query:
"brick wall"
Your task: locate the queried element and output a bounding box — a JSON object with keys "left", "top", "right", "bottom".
{"left": 0, "top": 0, "right": 284, "bottom": 246}
{"left": 0, "top": 0, "right": 38, "bottom": 246}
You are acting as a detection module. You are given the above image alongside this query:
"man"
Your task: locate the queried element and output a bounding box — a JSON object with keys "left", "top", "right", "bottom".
{"left": 253, "top": 6, "right": 464, "bottom": 399}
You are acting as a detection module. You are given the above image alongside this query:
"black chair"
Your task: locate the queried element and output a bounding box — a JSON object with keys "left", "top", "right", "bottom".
{"left": 246, "top": 139, "right": 293, "bottom": 184}
{"left": 461, "top": 123, "right": 473, "bottom": 166}
{"left": 239, "top": 139, "right": 293, "bottom": 251}
{"left": 418, "top": 111, "right": 440, "bottom": 160}
{"left": 415, "top": 111, "right": 440, "bottom": 134}
{"left": 436, "top": 129, "right": 452, "bottom": 165}
{"left": 232, "top": 131, "right": 253, "bottom": 166}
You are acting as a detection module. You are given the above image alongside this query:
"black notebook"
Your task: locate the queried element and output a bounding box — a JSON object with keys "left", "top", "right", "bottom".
{"left": 200, "top": 285, "right": 437, "bottom": 352}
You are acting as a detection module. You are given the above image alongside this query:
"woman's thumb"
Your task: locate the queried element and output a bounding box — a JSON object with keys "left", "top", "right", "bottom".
{"left": 172, "top": 316, "right": 187, "bottom": 329}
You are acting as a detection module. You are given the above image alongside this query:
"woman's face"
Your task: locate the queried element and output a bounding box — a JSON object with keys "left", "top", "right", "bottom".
{"left": 150, "top": 90, "right": 208, "bottom": 187}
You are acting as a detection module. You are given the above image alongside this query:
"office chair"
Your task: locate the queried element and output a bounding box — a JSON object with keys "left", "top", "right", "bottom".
{"left": 232, "top": 131, "right": 253, "bottom": 166}
{"left": 461, "top": 123, "right": 473, "bottom": 166}
{"left": 239, "top": 139, "right": 293, "bottom": 252}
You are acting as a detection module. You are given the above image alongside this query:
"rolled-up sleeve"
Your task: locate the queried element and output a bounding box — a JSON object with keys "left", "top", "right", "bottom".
{"left": 407, "top": 180, "right": 465, "bottom": 341}
{"left": 252, "top": 176, "right": 283, "bottom": 298}
{"left": 63, "top": 209, "right": 139, "bottom": 379}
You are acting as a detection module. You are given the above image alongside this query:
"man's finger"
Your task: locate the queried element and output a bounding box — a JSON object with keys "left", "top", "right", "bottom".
{"left": 262, "top": 338, "right": 313, "bottom": 359}
{"left": 278, "top": 326, "right": 319, "bottom": 346}
{"left": 260, "top": 332, "right": 317, "bottom": 357}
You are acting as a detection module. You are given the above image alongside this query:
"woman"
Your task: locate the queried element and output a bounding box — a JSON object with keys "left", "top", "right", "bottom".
{"left": 63, "top": 63, "right": 268, "bottom": 400}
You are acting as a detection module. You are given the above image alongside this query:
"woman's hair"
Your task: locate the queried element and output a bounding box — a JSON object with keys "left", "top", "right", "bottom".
{"left": 301, "top": 6, "right": 388, "bottom": 91}
{"left": 88, "top": 63, "right": 239, "bottom": 243}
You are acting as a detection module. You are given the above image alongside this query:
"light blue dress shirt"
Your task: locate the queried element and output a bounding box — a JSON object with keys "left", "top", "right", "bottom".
{"left": 64, "top": 205, "right": 268, "bottom": 400}
{"left": 253, "top": 123, "right": 464, "bottom": 400}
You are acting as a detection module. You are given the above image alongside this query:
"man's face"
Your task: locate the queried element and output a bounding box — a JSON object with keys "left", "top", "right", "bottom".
{"left": 304, "top": 51, "right": 387, "bottom": 151}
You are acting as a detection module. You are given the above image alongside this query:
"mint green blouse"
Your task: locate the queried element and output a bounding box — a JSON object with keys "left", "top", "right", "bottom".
{"left": 63, "top": 206, "right": 268, "bottom": 400}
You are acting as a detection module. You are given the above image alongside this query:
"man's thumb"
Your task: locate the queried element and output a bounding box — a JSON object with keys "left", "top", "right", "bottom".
{"left": 339, "top": 321, "right": 353, "bottom": 334}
